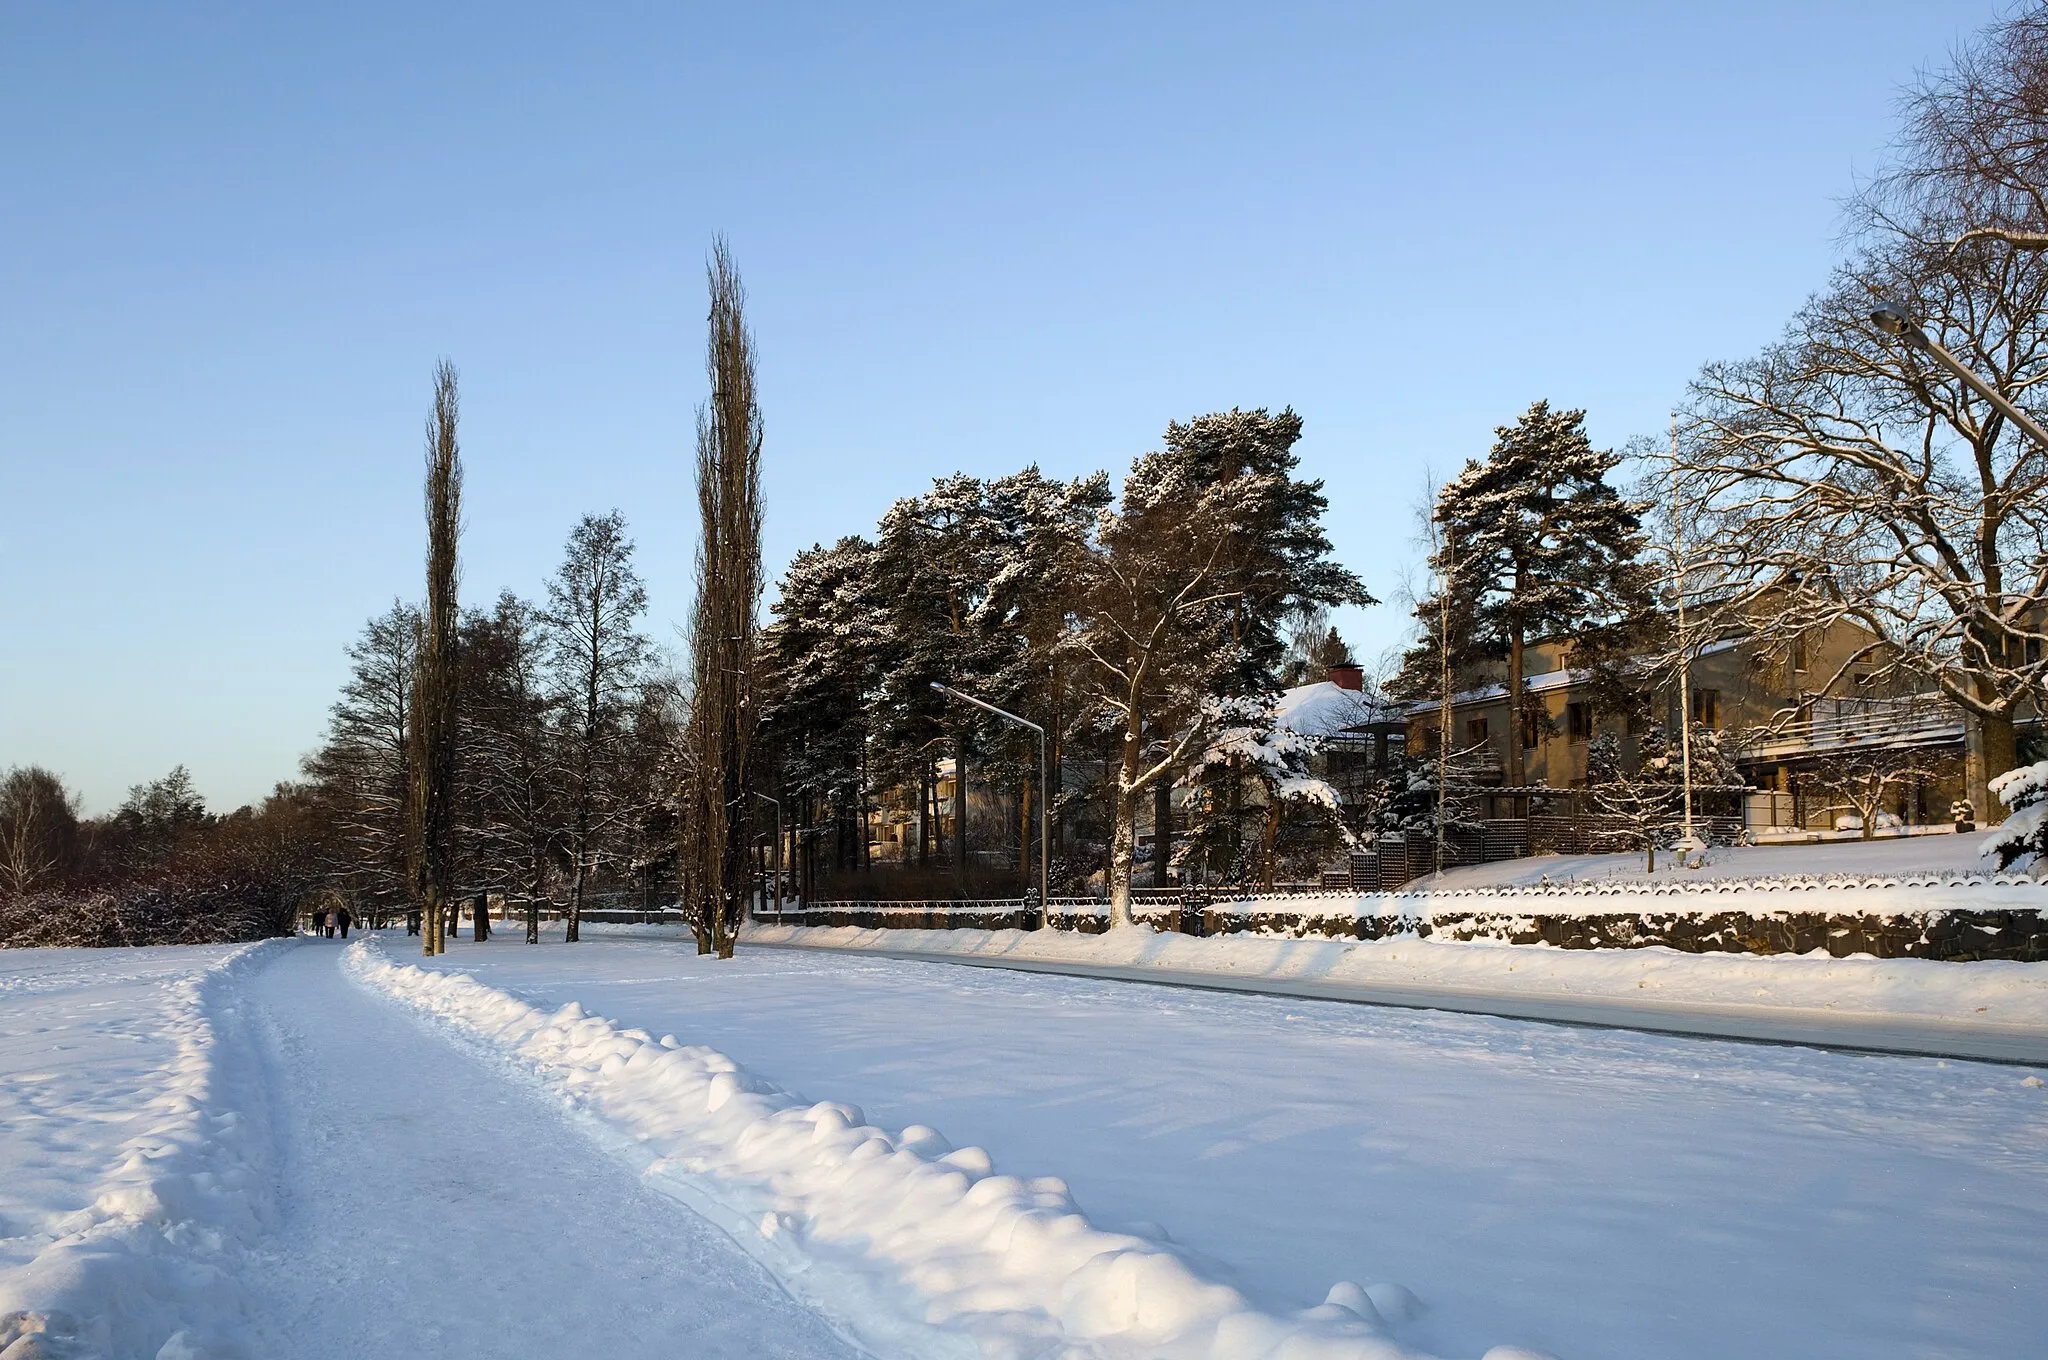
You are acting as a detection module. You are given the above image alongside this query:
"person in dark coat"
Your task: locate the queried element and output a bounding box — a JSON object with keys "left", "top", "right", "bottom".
{"left": 337, "top": 905, "right": 353, "bottom": 939}
{"left": 406, "top": 907, "right": 421, "bottom": 936}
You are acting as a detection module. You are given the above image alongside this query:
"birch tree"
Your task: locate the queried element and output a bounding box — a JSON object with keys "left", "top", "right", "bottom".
{"left": 544, "top": 511, "right": 651, "bottom": 943}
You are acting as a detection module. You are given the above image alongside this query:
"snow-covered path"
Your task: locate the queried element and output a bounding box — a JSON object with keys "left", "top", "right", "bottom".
{"left": 237, "top": 942, "right": 860, "bottom": 1359}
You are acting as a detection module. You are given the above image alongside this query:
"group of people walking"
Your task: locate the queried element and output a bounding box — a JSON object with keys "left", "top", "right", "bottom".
{"left": 308, "top": 906, "right": 354, "bottom": 938}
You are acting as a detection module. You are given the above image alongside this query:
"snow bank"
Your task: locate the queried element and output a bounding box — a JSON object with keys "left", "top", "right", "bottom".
{"left": 743, "top": 921, "right": 2048, "bottom": 1028}
{"left": 0, "top": 940, "right": 283, "bottom": 1360}
{"left": 347, "top": 938, "right": 1519, "bottom": 1360}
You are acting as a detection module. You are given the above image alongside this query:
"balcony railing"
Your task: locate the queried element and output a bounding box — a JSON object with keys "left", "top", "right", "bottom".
{"left": 1734, "top": 695, "right": 1964, "bottom": 758}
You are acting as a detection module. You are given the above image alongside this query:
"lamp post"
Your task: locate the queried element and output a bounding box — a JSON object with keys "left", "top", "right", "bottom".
{"left": 752, "top": 790, "right": 783, "bottom": 918}
{"left": 930, "top": 681, "right": 1051, "bottom": 927}
{"left": 1871, "top": 300, "right": 2048, "bottom": 450}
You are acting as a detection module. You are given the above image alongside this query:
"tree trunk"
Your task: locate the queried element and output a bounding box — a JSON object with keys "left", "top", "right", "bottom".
{"left": 1508, "top": 624, "right": 1527, "bottom": 792}
{"left": 567, "top": 851, "right": 584, "bottom": 943}
{"left": 1020, "top": 777, "right": 1033, "bottom": 873}
{"left": 953, "top": 734, "right": 967, "bottom": 885}
{"left": 1260, "top": 795, "right": 1280, "bottom": 890}
{"left": 1965, "top": 707, "right": 2017, "bottom": 824}
{"left": 1153, "top": 776, "right": 1172, "bottom": 888}
{"left": 1107, "top": 722, "right": 1145, "bottom": 928}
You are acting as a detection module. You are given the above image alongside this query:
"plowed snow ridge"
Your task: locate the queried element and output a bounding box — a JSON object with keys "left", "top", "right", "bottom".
{"left": 346, "top": 937, "right": 1523, "bottom": 1360}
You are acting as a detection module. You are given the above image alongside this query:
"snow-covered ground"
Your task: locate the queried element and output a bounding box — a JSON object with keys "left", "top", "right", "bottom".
{"left": 1412, "top": 826, "right": 1996, "bottom": 887}
{"left": 6, "top": 930, "right": 2047, "bottom": 1359}
{"left": 749, "top": 918, "right": 2048, "bottom": 1031}
{"left": 393, "top": 927, "right": 2048, "bottom": 1360}
{"left": 0, "top": 941, "right": 281, "bottom": 1360}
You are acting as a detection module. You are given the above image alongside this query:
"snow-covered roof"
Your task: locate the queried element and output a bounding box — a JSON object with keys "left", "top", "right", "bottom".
{"left": 1274, "top": 681, "right": 1396, "bottom": 738}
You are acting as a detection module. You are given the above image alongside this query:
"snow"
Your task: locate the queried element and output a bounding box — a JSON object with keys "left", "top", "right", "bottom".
{"left": 388, "top": 928, "right": 2048, "bottom": 1360}
{"left": 348, "top": 937, "right": 1448, "bottom": 1360}
{"left": 7, "top": 929, "right": 2047, "bottom": 1359}
{"left": 0, "top": 941, "right": 282, "bottom": 1360}
{"left": 745, "top": 918, "right": 2048, "bottom": 1030}
{"left": 1409, "top": 826, "right": 2013, "bottom": 887}
{"left": 1273, "top": 682, "right": 1389, "bottom": 738}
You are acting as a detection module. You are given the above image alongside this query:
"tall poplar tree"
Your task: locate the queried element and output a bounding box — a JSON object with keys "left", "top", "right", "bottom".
{"left": 681, "top": 238, "right": 765, "bottom": 958}
{"left": 412, "top": 359, "right": 463, "bottom": 955}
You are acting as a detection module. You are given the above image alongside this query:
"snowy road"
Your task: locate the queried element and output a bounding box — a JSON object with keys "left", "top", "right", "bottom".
{"left": 756, "top": 938, "right": 2048, "bottom": 1063}
{"left": 236, "top": 942, "right": 860, "bottom": 1359}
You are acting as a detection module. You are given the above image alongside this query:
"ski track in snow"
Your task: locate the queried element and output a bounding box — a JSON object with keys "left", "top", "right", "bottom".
{"left": 346, "top": 937, "right": 1459, "bottom": 1360}
{"left": 239, "top": 941, "right": 860, "bottom": 1360}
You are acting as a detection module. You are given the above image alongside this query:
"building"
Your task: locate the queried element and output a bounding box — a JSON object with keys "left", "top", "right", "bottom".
{"left": 1403, "top": 612, "right": 1983, "bottom": 834}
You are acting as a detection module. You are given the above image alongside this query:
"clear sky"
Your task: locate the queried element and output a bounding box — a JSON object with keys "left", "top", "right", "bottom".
{"left": 0, "top": 1, "right": 2002, "bottom": 814}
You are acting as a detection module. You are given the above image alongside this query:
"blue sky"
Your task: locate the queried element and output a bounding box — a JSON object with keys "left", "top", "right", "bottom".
{"left": 0, "top": 1, "right": 2000, "bottom": 813}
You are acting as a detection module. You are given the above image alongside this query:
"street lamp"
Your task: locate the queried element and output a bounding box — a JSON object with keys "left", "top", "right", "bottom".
{"left": 1871, "top": 300, "right": 2048, "bottom": 450}
{"left": 752, "top": 790, "right": 783, "bottom": 917}
{"left": 930, "top": 682, "right": 1051, "bottom": 927}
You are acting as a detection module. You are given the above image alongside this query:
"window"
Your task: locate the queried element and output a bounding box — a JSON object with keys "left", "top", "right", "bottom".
{"left": 1566, "top": 702, "right": 1590, "bottom": 741}
{"left": 1789, "top": 636, "right": 1807, "bottom": 673}
{"left": 1690, "top": 688, "right": 1719, "bottom": 728}
{"left": 1465, "top": 716, "right": 1489, "bottom": 746}
{"left": 1521, "top": 706, "right": 1542, "bottom": 748}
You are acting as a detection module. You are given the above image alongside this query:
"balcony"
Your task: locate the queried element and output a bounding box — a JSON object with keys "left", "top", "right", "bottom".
{"left": 1734, "top": 695, "right": 1965, "bottom": 760}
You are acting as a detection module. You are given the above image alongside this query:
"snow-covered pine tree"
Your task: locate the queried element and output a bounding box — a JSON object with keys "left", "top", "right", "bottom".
{"left": 1074, "top": 410, "right": 1369, "bottom": 925}
{"left": 1985, "top": 760, "right": 2048, "bottom": 867}
{"left": 869, "top": 475, "right": 1012, "bottom": 881}
{"left": 1178, "top": 693, "right": 1349, "bottom": 888}
{"left": 1400, "top": 402, "right": 1654, "bottom": 790}
{"left": 759, "top": 535, "right": 889, "bottom": 881}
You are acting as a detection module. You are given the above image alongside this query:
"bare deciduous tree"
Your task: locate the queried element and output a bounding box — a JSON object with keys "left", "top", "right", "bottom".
{"left": 1678, "top": 238, "right": 2048, "bottom": 818}
{"left": 0, "top": 766, "right": 81, "bottom": 897}
{"left": 1870, "top": 5, "right": 2048, "bottom": 255}
{"left": 544, "top": 511, "right": 651, "bottom": 943}
{"left": 681, "top": 238, "right": 765, "bottom": 958}
{"left": 1800, "top": 746, "right": 1958, "bottom": 841}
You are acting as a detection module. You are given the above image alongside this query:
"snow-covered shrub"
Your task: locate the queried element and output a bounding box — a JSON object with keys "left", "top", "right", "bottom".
{"left": 1983, "top": 761, "right": 2048, "bottom": 868}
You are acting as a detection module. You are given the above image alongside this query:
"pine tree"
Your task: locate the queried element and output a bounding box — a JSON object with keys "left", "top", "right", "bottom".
{"left": 1403, "top": 401, "right": 1654, "bottom": 790}
{"left": 1075, "top": 410, "right": 1369, "bottom": 924}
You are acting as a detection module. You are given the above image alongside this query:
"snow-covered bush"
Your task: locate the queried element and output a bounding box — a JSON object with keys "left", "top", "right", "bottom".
{"left": 1983, "top": 761, "right": 2048, "bottom": 868}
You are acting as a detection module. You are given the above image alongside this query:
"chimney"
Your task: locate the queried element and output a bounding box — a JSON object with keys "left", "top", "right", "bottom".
{"left": 1327, "top": 663, "right": 1363, "bottom": 691}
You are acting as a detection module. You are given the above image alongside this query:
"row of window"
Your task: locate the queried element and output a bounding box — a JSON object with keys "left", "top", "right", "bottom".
{"left": 1443, "top": 692, "right": 1722, "bottom": 751}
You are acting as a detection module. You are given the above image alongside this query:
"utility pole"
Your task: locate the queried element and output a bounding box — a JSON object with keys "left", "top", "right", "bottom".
{"left": 1671, "top": 415, "right": 1701, "bottom": 862}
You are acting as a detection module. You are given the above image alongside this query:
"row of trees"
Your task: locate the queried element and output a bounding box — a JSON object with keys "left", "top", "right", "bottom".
{"left": 297, "top": 240, "right": 762, "bottom": 954}
{"left": 757, "top": 407, "right": 1372, "bottom": 918}
{"left": 0, "top": 764, "right": 318, "bottom": 945}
